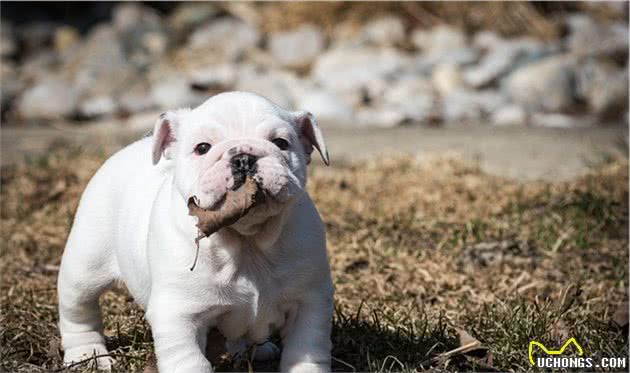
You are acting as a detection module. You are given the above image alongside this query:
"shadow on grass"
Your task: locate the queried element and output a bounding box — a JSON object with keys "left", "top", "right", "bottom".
{"left": 330, "top": 303, "right": 457, "bottom": 372}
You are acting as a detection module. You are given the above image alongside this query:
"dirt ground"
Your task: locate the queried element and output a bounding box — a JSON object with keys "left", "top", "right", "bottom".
{"left": 1, "top": 145, "right": 628, "bottom": 372}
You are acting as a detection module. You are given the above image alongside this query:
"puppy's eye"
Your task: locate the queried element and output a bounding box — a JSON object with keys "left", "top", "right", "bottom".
{"left": 194, "top": 142, "right": 212, "bottom": 155}
{"left": 271, "top": 138, "right": 289, "bottom": 150}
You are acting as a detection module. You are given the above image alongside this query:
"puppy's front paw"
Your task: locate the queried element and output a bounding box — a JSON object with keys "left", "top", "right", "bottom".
{"left": 64, "top": 343, "right": 114, "bottom": 371}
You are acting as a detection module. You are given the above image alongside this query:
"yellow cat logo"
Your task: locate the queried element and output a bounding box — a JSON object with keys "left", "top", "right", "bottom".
{"left": 528, "top": 338, "right": 584, "bottom": 366}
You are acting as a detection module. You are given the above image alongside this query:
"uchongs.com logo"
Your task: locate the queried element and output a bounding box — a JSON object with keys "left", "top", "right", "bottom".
{"left": 528, "top": 338, "right": 627, "bottom": 370}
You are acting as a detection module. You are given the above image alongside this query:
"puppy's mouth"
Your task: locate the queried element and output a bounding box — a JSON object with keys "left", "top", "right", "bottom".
{"left": 188, "top": 176, "right": 267, "bottom": 238}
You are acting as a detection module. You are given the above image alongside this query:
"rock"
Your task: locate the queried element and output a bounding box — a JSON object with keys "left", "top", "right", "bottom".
{"left": 17, "top": 77, "right": 79, "bottom": 120}
{"left": 312, "top": 46, "right": 409, "bottom": 99}
{"left": 565, "top": 14, "right": 628, "bottom": 58}
{"left": 1, "top": 21, "right": 16, "bottom": 58}
{"left": 118, "top": 80, "right": 155, "bottom": 114}
{"left": 294, "top": 89, "right": 354, "bottom": 124}
{"left": 432, "top": 63, "right": 464, "bottom": 95}
{"left": 464, "top": 37, "right": 552, "bottom": 88}
{"left": 188, "top": 65, "right": 238, "bottom": 91}
{"left": 491, "top": 104, "right": 527, "bottom": 126}
{"left": 412, "top": 25, "right": 467, "bottom": 54}
{"left": 356, "top": 107, "right": 406, "bottom": 128}
{"left": 65, "top": 25, "right": 134, "bottom": 100}
{"left": 16, "top": 22, "right": 57, "bottom": 55}
{"left": 19, "top": 50, "right": 59, "bottom": 82}
{"left": 112, "top": 3, "right": 162, "bottom": 33}
{"left": 530, "top": 112, "right": 592, "bottom": 128}
{"left": 53, "top": 26, "right": 80, "bottom": 55}
{"left": 113, "top": 3, "right": 169, "bottom": 69}
{"left": 442, "top": 89, "right": 507, "bottom": 123}
{"left": 235, "top": 66, "right": 295, "bottom": 109}
{"left": 151, "top": 74, "right": 202, "bottom": 110}
{"left": 360, "top": 77, "right": 437, "bottom": 126}
{"left": 410, "top": 23, "right": 480, "bottom": 74}
{"left": 413, "top": 47, "right": 478, "bottom": 74}
{"left": 504, "top": 55, "right": 577, "bottom": 112}
{"left": 188, "top": 17, "right": 261, "bottom": 62}
{"left": 268, "top": 24, "right": 325, "bottom": 69}
{"left": 359, "top": 16, "right": 406, "bottom": 47}
{"left": 77, "top": 96, "right": 117, "bottom": 119}
{"left": 168, "top": 3, "right": 220, "bottom": 36}
{"left": 472, "top": 30, "right": 504, "bottom": 50}
{"left": 576, "top": 59, "right": 628, "bottom": 120}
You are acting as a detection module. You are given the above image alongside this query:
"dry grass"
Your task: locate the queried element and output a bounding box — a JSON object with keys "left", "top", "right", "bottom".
{"left": 1, "top": 146, "right": 628, "bottom": 372}
{"left": 239, "top": 2, "right": 627, "bottom": 41}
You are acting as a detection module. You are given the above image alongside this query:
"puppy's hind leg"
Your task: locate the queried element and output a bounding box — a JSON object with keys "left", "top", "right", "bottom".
{"left": 57, "top": 218, "right": 118, "bottom": 370}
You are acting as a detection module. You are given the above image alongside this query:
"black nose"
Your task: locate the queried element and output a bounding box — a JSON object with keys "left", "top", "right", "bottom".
{"left": 230, "top": 153, "right": 258, "bottom": 175}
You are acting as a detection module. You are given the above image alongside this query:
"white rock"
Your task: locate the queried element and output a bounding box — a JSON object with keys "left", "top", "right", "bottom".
{"left": 356, "top": 107, "right": 406, "bottom": 128}
{"left": 360, "top": 16, "right": 406, "bottom": 46}
{"left": 412, "top": 25, "right": 467, "bottom": 54}
{"left": 464, "top": 37, "right": 550, "bottom": 88}
{"left": 188, "top": 65, "right": 238, "bottom": 90}
{"left": 504, "top": 55, "right": 576, "bottom": 112}
{"left": 413, "top": 47, "right": 478, "bottom": 74}
{"left": 312, "top": 46, "right": 409, "bottom": 95}
{"left": 442, "top": 89, "right": 507, "bottom": 123}
{"left": 112, "top": 2, "right": 162, "bottom": 33}
{"left": 491, "top": 105, "right": 527, "bottom": 126}
{"left": 235, "top": 66, "right": 295, "bottom": 109}
{"left": 565, "top": 14, "right": 629, "bottom": 58}
{"left": 530, "top": 112, "right": 592, "bottom": 128}
{"left": 432, "top": 63, "right": 464, "bottom": 95}
{"left": 66, "top": 25, "right": 135, "bottom": 99}
{"left": 17, "top": 77, "right": 79, "bottom": 120}
{"left": 575, "top": 59, "right": 628, "bottom": 119}
{"left": 151, "top": 74, "right": 201, "bottom": 109}
{"left": 188, "top": 17, "right": 261, "bottom": 62}
{"left": 78, "top": 96, "right": 117, "bottom": 118}
{"left": 360, "top": 77, "right": 437, "bottom": 126}
{"left": 472, "top": 30, "right": 504, "bottom": 50}
{"left": 168, "top": 3, "right": 220, "bottom": 34}
{"left": 268, "top": 24, "right": 325, "bottom": 69}
{"left": 295, "top": 89, "right": 354, "bottom": 124}
{"left": 119, "top": 80, "right": 155, "bottom": 114}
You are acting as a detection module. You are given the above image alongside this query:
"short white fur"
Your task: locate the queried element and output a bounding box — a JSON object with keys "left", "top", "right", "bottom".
{"left": 57, "top": 92, "right": 334, "bottom": 373}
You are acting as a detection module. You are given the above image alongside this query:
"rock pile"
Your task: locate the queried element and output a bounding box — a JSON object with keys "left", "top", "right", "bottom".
{"left": 1, "top": 3, "right": 627, "bottom": 127}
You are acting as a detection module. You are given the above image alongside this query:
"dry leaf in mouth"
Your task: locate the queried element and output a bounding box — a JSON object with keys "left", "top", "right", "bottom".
{"left": 187, "top": 176, "right": 266, "bottom": 238}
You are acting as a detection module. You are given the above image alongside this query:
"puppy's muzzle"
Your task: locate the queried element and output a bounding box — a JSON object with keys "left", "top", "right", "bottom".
{"left": 230, "top": 153, "right": 258, "bottom": 190}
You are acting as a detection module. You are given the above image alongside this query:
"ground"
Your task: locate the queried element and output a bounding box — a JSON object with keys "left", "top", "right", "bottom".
{"left": 1, "top": 146, "right": 628, "bottom": 372}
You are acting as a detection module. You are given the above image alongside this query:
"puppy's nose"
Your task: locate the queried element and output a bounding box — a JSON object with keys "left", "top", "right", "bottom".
{"left": 230, "top": 153, "right": 258, "bottom": 175}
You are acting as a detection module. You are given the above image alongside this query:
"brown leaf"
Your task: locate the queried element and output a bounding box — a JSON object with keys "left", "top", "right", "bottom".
{"left": 188, "top": 176, "right": 266, "bottom": 237}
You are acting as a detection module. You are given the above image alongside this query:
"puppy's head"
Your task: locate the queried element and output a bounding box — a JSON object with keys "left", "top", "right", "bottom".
{"left": 152, "top": 92, "right": 329, "bottom": 234}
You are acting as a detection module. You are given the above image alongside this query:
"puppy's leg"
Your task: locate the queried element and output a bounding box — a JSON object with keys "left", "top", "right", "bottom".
{"left": 146, "top": 306, "right": 213, "bottom": 373}
{"left": 57, "top": 225, "right": 116, "bottom": 370}
{"left": 280, "top": 294, "right": 333, "bottom": 373}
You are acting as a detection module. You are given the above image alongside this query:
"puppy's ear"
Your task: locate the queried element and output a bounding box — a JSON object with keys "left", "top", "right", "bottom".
{"left": 152, "top": 111, "right": 180, "bottom": 165}
{"left": 292, "top": 110, "right": 330, "bottom": 166}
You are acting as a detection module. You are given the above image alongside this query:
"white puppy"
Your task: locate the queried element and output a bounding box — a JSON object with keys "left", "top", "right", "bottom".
{"left": 57, "top": 92, "right": 334, "bottom": 373}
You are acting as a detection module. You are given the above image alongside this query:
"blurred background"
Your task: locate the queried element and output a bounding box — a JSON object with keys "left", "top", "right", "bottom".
{"left": 1, "top": 4, "right": 628, "bottom": 372}
{"left": 1, "top": 1, "right": 628, "bottom": 178}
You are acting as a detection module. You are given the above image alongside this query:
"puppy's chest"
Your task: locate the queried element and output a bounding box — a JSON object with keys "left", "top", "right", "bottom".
{"left": 209, "top": 257, "right": 298, "bottom": 343}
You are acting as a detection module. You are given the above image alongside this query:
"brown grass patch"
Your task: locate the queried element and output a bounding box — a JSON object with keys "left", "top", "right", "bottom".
{"left": 1, "top": 149, "right": 628, "bottom": 372}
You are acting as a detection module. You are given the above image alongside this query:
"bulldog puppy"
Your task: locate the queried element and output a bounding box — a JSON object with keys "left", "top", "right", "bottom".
{"left": 57, "top": 92, "right": 334, "bottom": 373}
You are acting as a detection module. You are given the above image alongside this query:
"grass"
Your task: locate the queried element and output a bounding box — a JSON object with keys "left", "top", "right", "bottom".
{"left": 1, "top": 148, "right": 628, "bottom": 372}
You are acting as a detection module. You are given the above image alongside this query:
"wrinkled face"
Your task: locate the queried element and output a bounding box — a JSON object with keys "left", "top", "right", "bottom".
{"left": 152, "top": 92, "right": 329, "bottom": 233}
